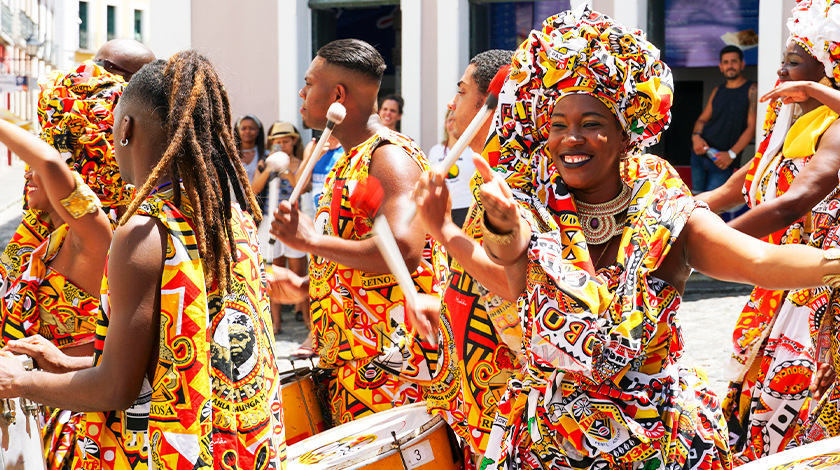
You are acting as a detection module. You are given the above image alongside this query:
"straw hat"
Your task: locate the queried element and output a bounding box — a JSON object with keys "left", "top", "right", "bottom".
{"left": 267, "top": 121, "right": 300, "bottom": 140}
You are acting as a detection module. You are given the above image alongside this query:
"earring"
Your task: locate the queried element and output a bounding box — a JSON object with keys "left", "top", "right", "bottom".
{"left": 820, "top": 76, "right": 834, "bottom": 88}
{"left": 120, "top": 137, "right": 129, "bottom": 147}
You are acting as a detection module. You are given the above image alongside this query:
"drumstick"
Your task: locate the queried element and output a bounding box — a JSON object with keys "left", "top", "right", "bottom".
{"left": 265, "top": 176, "right": 281, "bottom": 272}
{"left": 402, "top": 65, "right": 510, "bottom": 226}
{"left": 372, "top": 215, "right": 425, "bottom": 336}
{"left": 351, "top": 177, "right": 437, "bottom": 346}
{"left": 289, "top": 103, "right": 346, "bottom": 203}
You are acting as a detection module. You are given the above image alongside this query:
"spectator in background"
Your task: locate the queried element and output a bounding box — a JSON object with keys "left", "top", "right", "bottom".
{"left": 378, "top": 94, "right": 403, "bottom": 132}
{"left": 262, "top": 121, "right": 307, "bottom": 332}
{"left": 233, "top": 115, "right": 267, "bottom": 183}
{"left": 427, "top": 108, "right": 474, "bottom": 227}
{"left": 304, "top": 133, "right": 343, "bottom": 210}
{"left": 690, "top": 45, "right": 757, "bottom": 193}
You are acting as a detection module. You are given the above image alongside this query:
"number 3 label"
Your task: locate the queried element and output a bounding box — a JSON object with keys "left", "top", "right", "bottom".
{"left": 402, "top": 440, "right": 434, "bottom": 469}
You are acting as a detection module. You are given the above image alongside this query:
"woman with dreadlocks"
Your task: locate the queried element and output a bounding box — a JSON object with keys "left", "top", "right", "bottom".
{"left": 0, "top": 51, "right": 286, "bottom": 469}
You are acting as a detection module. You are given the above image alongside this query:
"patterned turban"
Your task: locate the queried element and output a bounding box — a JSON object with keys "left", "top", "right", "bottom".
{"left": 788, "top": 0, "right": 840, "bottom": 83}
{"left": 490, "top": 5, "right": 672, "bottom": 162}
{"left": 482, "top": 4, "right": 673, "bottom": 204}
{"left": 37, "top": 60, "right": 131, "bottom": 207}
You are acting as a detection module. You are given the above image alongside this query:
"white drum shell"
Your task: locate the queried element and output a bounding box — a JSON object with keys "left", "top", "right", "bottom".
{"left": 286, "top": 403, "right": 448, "bottom": 470}
{"left": 737, "top": 435, "right": 840, "bottom": 469}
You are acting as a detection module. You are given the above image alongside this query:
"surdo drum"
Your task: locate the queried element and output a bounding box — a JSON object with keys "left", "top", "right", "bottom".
{"left": 286, "top": 403, "right": 462, "bottom": 470}
{"left": 280, "top": 367, "right": 332, "bottom": 445}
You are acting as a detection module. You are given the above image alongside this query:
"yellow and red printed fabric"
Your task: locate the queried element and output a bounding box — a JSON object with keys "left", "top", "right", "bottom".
{"left": 70, "top": 190, "right": 285, "bottom": 469}
{"left": 723, "top": 105, "right": 838, "bottom": 464}
{"left": 310, "top": 127, "right": 446, "bottom": 425}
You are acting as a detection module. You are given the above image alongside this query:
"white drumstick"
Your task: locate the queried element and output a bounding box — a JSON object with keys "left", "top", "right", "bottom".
{"left": 371, "top": 215, "right": 436, "bottom": 346}
{"left": 265, "top": 176, "right": 280, "bottom": 270}
{"left": 289, "top": 103, "right": 346, "bottom": 203}
{"left": 401, "top": 65, "right": 510, "bottom": 227}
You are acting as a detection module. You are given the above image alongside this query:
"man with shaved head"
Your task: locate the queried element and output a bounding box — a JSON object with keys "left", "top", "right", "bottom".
{"left": 270, "top": 39, "right": 445, "bottom": 424}
{"left": 93, "top": 38, "right": 156, "bottom": 81}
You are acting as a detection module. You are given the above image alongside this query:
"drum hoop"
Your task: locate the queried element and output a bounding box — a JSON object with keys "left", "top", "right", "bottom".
{"left": 280, "top": 368, "right": 314, "bottom": 386}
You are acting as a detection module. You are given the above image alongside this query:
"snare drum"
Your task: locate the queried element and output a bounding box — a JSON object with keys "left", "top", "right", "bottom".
{"left": 0, "top": 356, "right": 46, "bottom": 470}
{"left": 281, "top": 368, "right": 331, "bottom": 445}
{"left": 737, "top": 435, "right": 840, "bottom": 470}
{"left": 286, "top": 402, "right": 462, "bottom": 470}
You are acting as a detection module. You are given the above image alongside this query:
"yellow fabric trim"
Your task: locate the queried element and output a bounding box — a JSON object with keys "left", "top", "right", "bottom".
{"left": 783, "top": 105, "right": 839, "bottom": 159}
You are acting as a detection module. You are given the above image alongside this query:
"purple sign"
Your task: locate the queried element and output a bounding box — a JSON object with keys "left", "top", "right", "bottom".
{"left": 665, "top": 0, "right": 759, "bottom": 68}
{"left": 487, "top": 1, "right": 571, "bottom": 51}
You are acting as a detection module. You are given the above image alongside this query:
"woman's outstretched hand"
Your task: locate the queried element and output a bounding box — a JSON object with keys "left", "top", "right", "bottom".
{"left": 760, "top": 81, "right": 815, "bottom": 104}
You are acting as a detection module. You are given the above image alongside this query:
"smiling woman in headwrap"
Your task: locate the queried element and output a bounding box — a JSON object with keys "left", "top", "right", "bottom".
{"left": 0, "top": 60, "right": 128, "bottom": 470}
{"left": 467, "top": 5, "right": 840, "bottom": 470}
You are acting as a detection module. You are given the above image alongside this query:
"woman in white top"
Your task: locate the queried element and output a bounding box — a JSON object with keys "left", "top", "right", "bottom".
{"left": 427, "top": 108, "right": 476, "bottom": 228}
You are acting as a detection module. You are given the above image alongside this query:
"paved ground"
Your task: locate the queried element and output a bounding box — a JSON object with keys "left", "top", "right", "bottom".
{"left": 0, "top": 161, "right": 752, "bottom": 397}
{"left": 680, "top": 290, "right": 751, "bottom": 398}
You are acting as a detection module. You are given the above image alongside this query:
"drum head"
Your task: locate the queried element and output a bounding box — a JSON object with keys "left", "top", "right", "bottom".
{"left": 737, "top": 436, "right": 840, "bottom": 470}
{"left": 286, "top": 403, "right": 442, "bottom": 470}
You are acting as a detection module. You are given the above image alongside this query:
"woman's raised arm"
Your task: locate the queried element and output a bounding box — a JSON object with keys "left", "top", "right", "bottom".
{"left": 0, "top": 119, "right": 112, "bottom": 247}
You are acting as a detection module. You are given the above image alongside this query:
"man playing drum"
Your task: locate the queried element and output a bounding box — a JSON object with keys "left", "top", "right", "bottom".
{"left": 270, "top": 39, "right": 446, "bottom": 425}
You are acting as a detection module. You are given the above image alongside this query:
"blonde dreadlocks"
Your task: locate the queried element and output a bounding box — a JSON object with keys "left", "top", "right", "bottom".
{"left": 119, "top": 51, "right": 261, "bottom": 291}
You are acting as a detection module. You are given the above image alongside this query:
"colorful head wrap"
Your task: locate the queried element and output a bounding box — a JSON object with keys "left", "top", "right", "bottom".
{"left": 482, "top": 4, "right": 672, "bottom": 206}
{"left": 37, "top": 60, "right": 130, "bottom": 207}
{"left": 788, "top": 0, "right": 840, "bottom": 83}
{"left": 491, "top": 4, "right": 672, "bottom": 164}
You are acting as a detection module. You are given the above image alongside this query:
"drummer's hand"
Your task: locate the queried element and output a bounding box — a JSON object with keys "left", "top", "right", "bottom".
{"left": 0, "top": 351, "right": 26, "bottom": 398}
{"left": 473, "top": 154, "right": 519, "bottom": 233}
{"left": 405, "top": 293, "right": 442, "bottom": 345}
{"left": 3, "top": 335, "right": 71, "bottom": 374}
{"left": 760, "top": 81, "right": 814, "bottom": 104}
{"left": 266, "top": 267, "right": 309, "bottom": 304}
{"left": 271, "top": 200, "right": 317, "bottom": 253}
{"left": 412, "top": 170, "right": 452, "bottom": 240}
{"left": 811, "top": 362, "right": 837, "bottom": 402}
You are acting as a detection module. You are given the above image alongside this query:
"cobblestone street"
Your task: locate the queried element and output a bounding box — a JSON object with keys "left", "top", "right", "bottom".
{"left": 678, "top": 292, "right": 750, "bottom": 398}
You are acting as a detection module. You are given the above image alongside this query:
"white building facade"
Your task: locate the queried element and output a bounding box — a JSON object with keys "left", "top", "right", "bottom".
{"left": 141, "top": 0, "right": 794, "bottom": 161}
{"left": 0, "top": 0, "right": 60, "bottom": 166}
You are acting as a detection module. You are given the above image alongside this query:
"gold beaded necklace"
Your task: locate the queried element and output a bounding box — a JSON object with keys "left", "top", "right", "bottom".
{"left": 575, "top": 183, "right": 632, "bottom": 246}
